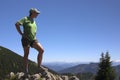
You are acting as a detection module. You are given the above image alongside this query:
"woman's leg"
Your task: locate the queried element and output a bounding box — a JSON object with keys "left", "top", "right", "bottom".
{"left": 23, "top": 46, "right": 30, "bottom": 73}
{"left": 32, "top": 41, "right": 44, "bottom": 67}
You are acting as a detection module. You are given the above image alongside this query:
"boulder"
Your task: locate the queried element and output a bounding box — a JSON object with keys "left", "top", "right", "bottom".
{"left": 69, "top": 76, "right": 79, "bottom": 80}
{"left": 5, "top": 66, "right": 79, "bottom": 80}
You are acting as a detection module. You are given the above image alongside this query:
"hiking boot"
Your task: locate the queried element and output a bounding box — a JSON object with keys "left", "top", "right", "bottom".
{"left": 38, "top": 66, "right": 48, "bottom": 78}
{"left": 24, "top": 68, "right": 29, "bottom": 74}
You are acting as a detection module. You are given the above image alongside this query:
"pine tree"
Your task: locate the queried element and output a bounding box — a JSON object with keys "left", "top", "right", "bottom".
{"left": 95, "top": 52, "right": 116, "bottom": 80}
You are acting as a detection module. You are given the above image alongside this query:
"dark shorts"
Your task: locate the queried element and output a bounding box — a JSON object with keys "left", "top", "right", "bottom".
{"left": 21, "top": 37, "right": 38, "bottom": 47}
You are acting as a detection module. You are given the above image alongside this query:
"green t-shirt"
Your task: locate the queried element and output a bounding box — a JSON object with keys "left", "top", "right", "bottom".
{"left": 18, "top": 17, "right": 37, "bottom": 41}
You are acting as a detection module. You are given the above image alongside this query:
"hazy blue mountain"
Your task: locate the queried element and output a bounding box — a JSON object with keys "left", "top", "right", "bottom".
{"left": 114, "top": 65, "right": 120, "bottom": 75}
{"left": 43, "top": 61, "right": 120, "bottom": 74}
{"left": 58, "top": 62, "right": 120, "bottom": 75}
{"left": 112, "top": 61, "right": 120, "bottom": 66}
{"left": 58, "top": 63, "right": 99, "bottom": 74}
{"left": 43, "top": 62, "right": 89, "bottom": 72}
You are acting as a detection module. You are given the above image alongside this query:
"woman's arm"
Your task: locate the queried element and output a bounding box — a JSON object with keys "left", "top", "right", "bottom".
{"left": 15, "top": 22, "right": 23, "bottom": 36}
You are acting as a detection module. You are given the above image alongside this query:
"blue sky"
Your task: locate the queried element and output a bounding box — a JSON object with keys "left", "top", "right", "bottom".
{"left": 0, "top": 0, "right": 120, "bottom": 63}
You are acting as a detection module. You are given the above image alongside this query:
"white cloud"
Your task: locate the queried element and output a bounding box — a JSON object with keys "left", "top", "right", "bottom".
{"left": 113, "top": 59, "right": 120, "bottom": 62}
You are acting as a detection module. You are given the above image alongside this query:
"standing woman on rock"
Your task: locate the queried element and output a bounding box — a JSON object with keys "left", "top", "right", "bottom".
{"left": 15, "top": 8, "right": 45, "bottom": 73}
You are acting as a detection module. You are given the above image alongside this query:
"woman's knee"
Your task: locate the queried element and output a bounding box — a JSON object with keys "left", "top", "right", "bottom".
{"left": 23, "top": 47, "right": 30, "bottom": 57}
{"left": 39, "top": 48, "right": 44, "bottom": 54}
{"left": 37, "top": 43, "right": 44, "bottom": 53}
{"left": 33, "top": 41, "right": 44, "bottom": 54}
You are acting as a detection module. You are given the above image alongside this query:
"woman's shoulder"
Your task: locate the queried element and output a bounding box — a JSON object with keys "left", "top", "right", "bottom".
{"left": 23, "top": 16, "right": 28, "bottom": 20}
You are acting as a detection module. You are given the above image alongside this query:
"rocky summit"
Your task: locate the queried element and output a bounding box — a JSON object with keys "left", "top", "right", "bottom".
{"left": 6, "top": 68, "right": 79, "bottom": 80}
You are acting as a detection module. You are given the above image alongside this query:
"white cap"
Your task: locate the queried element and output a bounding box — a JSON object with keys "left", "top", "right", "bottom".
{"left": 29, "top": 8, "right": 40, "bottom": 14}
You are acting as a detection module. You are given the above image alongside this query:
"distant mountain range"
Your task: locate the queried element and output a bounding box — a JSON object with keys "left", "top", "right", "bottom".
{"left": 44, "top": 60, "right": 120, "bottom": 75}
{"left": 58, "top": 63, "right": 98, "bottom": 74}
{"left": 59, "top": 63, "right": 120, "bottom": 75}
{"left": 43, "top": 62, "right": 89, "bottom": 72}
{"left": 44, "top": 62, "right": 120, "bottom": 75}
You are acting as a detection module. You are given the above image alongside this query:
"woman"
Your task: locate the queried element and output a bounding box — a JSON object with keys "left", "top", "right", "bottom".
{"left": 15, "top": 8, "right": 45, "bottom": 73}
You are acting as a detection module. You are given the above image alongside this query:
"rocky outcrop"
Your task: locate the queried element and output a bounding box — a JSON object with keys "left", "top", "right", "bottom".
{"left": 6, "top": 70, "right": 79, "bottom": 80}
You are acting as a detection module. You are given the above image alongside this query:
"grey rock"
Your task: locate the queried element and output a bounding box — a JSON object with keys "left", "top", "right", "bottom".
{"left": 61, "top": 75, "right": 69, "bottom": 80}
{"left": 69, "top": 76, "right": 79, "bottom": 80}
{"left": 7, "top": 66, "right": 79, "bottom": 80}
